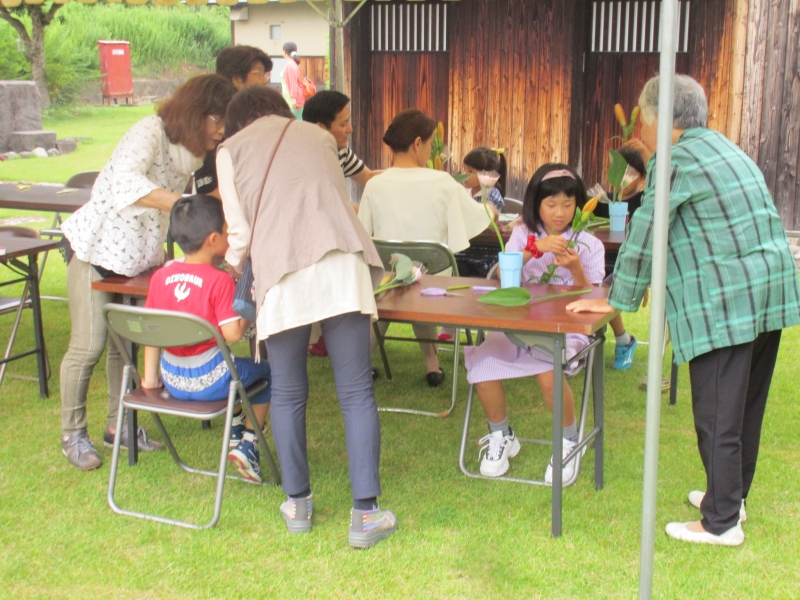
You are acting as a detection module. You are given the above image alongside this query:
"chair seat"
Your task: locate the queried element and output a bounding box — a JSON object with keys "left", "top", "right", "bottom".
{"left": 124, "top": 380, "right": 267, "bottom": 419}
{"left": 0, "top": 296, "right": 30, "bottom": 313}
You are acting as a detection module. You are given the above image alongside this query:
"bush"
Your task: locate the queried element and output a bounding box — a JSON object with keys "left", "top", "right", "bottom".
{"left": 0, "top": 2, "right": 231, "bottom": 104}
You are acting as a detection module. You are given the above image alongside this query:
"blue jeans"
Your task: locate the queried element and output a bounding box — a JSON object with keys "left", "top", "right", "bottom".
{"left": 162, "top": 352, "right": 271, "bottom": 405}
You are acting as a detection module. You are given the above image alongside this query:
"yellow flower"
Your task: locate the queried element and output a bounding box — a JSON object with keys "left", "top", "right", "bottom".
{"left": 630, "top": 106, "right": 640, "bottom": 125}
{"left": 614, "top": 103, "right": 627, "bottom": 128}
{"left": 437, "top": 122, "right": 444, "bottom": 141}
{"left": 434, "top": 155, "right": 443, "bottom": 171}
{"left": 583, "top": 196, "right": 599, "bottom": 214}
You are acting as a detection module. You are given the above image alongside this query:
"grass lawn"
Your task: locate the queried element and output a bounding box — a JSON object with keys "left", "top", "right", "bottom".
{"left": 0, "top": 105, "right": 155, "bottom": 184}
{"left": 1, "top": 106, "right": 799, "bottom": 597}
{"left": 1, "top": 238, "right": 799, "bottom": 598}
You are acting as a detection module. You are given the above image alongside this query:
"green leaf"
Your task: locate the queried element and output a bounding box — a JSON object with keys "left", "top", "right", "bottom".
{"left": 607, "top": 149, "right": 628, "bottom": 189}
{"left": 477, "top": 287, "right": 533, "bottom": 306}
{"left": 390, "top": 253, "right": 413, "bottom": 281}
{"left": 451, "top": 173, "right": 471, "bottom": 183}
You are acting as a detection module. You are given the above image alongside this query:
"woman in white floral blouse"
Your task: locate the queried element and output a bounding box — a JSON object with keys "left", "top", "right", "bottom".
{"left": 58, "top": 74, "right": 237, "bottom": 471}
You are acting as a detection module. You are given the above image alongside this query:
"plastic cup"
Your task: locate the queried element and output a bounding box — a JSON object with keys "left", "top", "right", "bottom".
{"left": 608, "top": 201, "right": 629, "bottom": 232}
{"left": 498, "top": 251, "right": 523, "bottom": 288}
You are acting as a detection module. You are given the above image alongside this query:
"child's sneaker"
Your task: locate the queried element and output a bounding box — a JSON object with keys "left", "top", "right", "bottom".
{"left": 280, "top": 494, "right": 313, "bottom": 534}
{"left": 308, "top": 336, "right": 328, "bottom": 357}
{"left": 613, "top": 336, "right": 638, "bottom": 370}
{"left": 478, "top": 429, "right": 521, "bottom": 477}
{"left": 229, "top": 411, "right": 245, "bottom": 448}
{"left": 349, "top": 507, "right": 397, "bottom": 549}
{"left": 544, "top": 438, "right": 585, "bottom": 485}
{"left": 228, "top": 438, "right": 262, "bottom": 483}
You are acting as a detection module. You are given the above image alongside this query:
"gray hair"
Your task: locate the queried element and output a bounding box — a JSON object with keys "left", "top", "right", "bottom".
{"left": 638, "top": 74, "right": 708, "bottom": 129}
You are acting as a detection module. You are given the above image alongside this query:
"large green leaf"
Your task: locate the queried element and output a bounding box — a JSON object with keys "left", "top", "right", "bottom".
{"left": 390, "top": 253, "right": 413, "bottom": 282}
{"left": 477, "top": 287, "right": 533, "bottom": 306}
{"left": 607, "top": 149, "right": 628, "bottom": 189}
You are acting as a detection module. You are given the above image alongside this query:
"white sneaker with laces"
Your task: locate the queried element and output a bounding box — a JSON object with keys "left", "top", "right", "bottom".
{"left": 544, "top": 438, "right": 583, "bottom": 485}
{"left": 478, "top": 429, "right": 521, "bottom": 477}
{"left": 687, "top": 490, "right": 747, "bottom": 523}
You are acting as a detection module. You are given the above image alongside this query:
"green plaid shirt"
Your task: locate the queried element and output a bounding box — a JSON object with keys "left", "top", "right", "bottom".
{"left": 609, "top": 127, "right": 800, "bottom": 364}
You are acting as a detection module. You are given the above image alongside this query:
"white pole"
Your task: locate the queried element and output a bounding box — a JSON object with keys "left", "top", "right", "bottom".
{"left": 334, "top": 0, "right": 346, "bottom": 92}
{"left": 638, "top": 0, "right": 678, "bottom": 597}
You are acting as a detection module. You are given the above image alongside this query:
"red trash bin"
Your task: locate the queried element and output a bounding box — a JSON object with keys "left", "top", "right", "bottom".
{"left": 98, "top": 40, "right": 133, "bottom": 105}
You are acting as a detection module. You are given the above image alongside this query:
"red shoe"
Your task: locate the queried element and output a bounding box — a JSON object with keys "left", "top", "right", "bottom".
{"left": 437, "top": 332, "right": 453, "bottom": 342}
{"left": 308, "top": 336, "right": 328, "bottom": 357}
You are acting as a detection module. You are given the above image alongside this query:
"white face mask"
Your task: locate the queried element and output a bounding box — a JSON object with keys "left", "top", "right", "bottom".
{"left": 168, "top": 143, "right": 203, "bottom": 177}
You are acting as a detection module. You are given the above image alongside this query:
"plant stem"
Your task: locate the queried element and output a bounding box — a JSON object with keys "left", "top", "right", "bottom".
{"left": 528, "top": 288, "right": 592, "bottom": 303}
{"left": 482, "top": 191, "right": 505, "bottom": 253}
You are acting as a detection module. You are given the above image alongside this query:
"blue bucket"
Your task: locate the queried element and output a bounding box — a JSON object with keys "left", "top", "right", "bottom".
{"left": 498, "top": 251, "right": 523, "bottom": 288}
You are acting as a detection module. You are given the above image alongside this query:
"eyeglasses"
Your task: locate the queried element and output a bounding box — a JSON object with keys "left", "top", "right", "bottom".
{"left": 248, "top": 69, "right": 269, "bottom": 79}
{"left": 207, "top": 115, "right": 225, "bottom": 128}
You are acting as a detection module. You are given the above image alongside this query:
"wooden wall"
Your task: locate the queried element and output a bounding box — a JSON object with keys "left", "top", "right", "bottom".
{"left": 298, "top": 57, "right": 329, "bottom": 88}
{"left": 739, "top": 0, "right": 800, "bottom": 230}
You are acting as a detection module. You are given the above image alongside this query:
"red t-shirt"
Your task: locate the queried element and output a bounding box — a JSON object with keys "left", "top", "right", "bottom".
{"left": 145, "top": 260, "right": 240, "bottom": 356}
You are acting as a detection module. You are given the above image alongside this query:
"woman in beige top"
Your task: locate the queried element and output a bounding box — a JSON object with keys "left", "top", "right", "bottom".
{"left": 358, "top": 109, "right": 493, "bottom": 387}
{"left": 217, "top": 86, "right": 397, "bottom": 549}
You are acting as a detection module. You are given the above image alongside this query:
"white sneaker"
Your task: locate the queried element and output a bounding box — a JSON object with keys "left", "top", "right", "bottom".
{"left": 478, "top": 429, "right": 521, "bottom": 477}
{"left": 665, "top": 521, "right": 744, "bottom": 546}
{"left": 687, "top": 490, "right": 747, "bottom": 523}
{"left": 544, "top": 438, "right": 584, "bottom": 485}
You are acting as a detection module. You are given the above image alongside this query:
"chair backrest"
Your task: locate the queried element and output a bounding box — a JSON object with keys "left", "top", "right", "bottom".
{"left": 372, "top": 239, "right": 459, "bottom": 276}
{"left": 502, "top": 198, "right": 523, "bottom": 214}
{"left": 102, "top": 304, "right": 240, "bottom": 379}
{"left": 65, "top": 171, "right": 100, "bottom": 189}
{"left": 0, "top": 225, "right": 40, "bottom": 239}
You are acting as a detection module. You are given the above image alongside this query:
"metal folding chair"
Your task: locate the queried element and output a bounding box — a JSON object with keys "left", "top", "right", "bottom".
{"left": 458, "top": 328, "right": 604, "bottom": 487}
{"left": 501, "top": 198, "right": 523, "bottom": 213}
{"left": 103, "top": 304, "right": 281, "bottom": 529}
{"left": 0, "top": 226, "right": 50, "bottom": 387}
{"left": 372, "top": 239, "right": 472, "bottom": 417}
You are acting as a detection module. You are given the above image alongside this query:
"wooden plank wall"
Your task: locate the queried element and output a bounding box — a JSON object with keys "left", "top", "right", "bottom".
{"left": 740, "top": 0, "right": 800, "bottom": 230}
{"left": 448, "top": 0, "right": 582, "bottom": 200}
{"left": 297, "top": 57, "right": 329, "bottom": 88}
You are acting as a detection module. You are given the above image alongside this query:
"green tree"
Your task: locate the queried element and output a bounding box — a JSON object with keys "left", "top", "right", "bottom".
{"left": 0, "top": 2, "right": 63, "bottom": 107}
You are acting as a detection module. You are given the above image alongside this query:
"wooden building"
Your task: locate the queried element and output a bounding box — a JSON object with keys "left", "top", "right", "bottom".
{"left": 344, "top": 0, "right": 800, "bottom": 230}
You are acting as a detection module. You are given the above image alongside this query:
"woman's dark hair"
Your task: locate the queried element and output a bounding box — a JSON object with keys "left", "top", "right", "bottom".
{"left": 617, "top": 146, "right": 646, "bottom": 176}
{"left": 216, "top": 45, "right": 273, "bottom": 83}
{"left": 463, "top": 147, "right": 508, "bottom": 197}
{"left": 225, "top": 86, "right": 293, "bottom": 138}
{"left": 382, "top": 109, "right": 437, "bottom": 153}
{"left": 157, "top": 74, "right": 236, "bottom": 157}
{"left": 170, "top": 195, "right": 225, "bottom": 254}
{"left": 522, "top": 163, "right": 587, "bottom": 233}
{"left": 302, "top": 90, "right": 351, "bottom": 129}
{"left": 282, "top": 41, "right": 300, "bottom": 64}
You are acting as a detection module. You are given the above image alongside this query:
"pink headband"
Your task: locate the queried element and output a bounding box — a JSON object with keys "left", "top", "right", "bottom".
{"left": 542, "top": 169, "right": 576, "bottom": 181}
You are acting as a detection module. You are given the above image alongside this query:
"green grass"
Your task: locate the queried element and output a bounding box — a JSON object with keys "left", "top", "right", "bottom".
{"left": 0, "top": 105, "right": 154, "bottom": 184}
{"left": 1, "top": 236, "right": 799, "bottom": 598}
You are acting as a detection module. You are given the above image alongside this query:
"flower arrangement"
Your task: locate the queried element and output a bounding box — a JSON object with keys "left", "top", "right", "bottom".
{"left": 427, "top": 122, "right": 449, "bottom": 171}
{"left": 608, "top": 103, "right": 640, "bottom": 203}
{"left": 374, "top": 253, "right": 427, "bottom": 296}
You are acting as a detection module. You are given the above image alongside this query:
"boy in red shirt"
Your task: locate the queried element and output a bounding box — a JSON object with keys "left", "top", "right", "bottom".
{"left": 143, "top": 195, "right": 271, "bottom": 482}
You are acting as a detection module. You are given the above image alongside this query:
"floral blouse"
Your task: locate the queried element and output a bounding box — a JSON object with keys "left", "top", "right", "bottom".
{"left": 61, "top": 115, "right": 202, "bottom": 277}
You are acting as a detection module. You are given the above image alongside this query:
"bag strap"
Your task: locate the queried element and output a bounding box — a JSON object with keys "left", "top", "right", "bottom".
{"left": 247, "top": 117, "right": 293, "bottom": 254}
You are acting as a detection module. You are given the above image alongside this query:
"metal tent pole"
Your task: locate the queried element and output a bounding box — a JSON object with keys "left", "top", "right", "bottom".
{"left": 638, "top": 0, "right": 679, "bottom": 597}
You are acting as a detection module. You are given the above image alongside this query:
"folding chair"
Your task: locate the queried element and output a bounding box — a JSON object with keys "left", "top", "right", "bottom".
{"left": 458, "top": 328, "right": 604, "bottom": 487}
{"left": 103, "top": 304, "right": 281, "bottom": 529}
{"left": 0, "top": 226, "right": 50, "bottom": 387}
{"left": 501, "top": 198, "right": 523, "bottom": 214}
{"left": 372, "top": 239, "right": 472, "bottom": 417}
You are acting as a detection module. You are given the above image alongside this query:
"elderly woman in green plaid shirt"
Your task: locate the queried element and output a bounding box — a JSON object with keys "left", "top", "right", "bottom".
{"left": 569, "top": 75, "right": 800, "bottom": 547}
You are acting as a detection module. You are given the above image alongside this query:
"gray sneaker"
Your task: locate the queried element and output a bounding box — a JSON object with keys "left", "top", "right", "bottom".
{"left": 103, "top": 426, "right": 164, "bottom": 452}
{"left": 62, "top": 431, "right": 103, "bottom": 471}
{"left": 349, "top": 508, "right": 398, "bottom": 549}
{"left": 280, "top": 494, "right": 313, "bottom": 534}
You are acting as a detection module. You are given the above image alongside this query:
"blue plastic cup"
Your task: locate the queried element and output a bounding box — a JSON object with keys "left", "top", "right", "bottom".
{"left": 498, "top": 251, "right": 523, "bottom": 288}
{"left": 608, "top": 201, "right": 629, "bottom": 232}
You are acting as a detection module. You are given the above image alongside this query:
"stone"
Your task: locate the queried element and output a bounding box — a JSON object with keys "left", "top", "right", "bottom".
{"left": 55, "top": 138, "right": 77, "bottom": 154}
{"left": 0, "top": 81, "right": 42, "bottom": 152}
{"left": 32, "top": 147, "right": 49, "bottom": 158}
{"left": 2, "top": 151, "right": 19, "bottom": 160}
{"left": 9, "top": 130, "right": 57, "bottom": 153}
{"left": 19, "top": 151, "right": 34, "bottom": 159}
{"left": 47, "top": 148, "right": 60, "bottom": 157}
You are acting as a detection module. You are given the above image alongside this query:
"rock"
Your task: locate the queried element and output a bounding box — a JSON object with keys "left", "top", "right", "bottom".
{"left": 9, "top": 130, "right": 56, "bottom": 153}
{"left": 0, "top": 81, "right": 43, "bottom": 152}
{"left": 47, "top": 148, "right": 60, "bottom": 157}
{"left": 32, "top": 147, "right": 49, "bottom": 158}
{"left": 19, "top": 151, "right": 34, "bottom": 159}
{"left": 2, "top": 151, "right": 19, "bottom": 160}
{"left": 74, "top": 136, "right": 93, "bottom": 143}
{"left": 55, "top": 138, "right": 77, "bottom": 154}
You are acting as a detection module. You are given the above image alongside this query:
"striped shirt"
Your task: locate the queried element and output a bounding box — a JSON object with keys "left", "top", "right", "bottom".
{"left": 472, "top": 187, "right": 505, "bottom": 212}
{"left": 609, "top": 127, "right": 800, "bottom": 364}
{"left": 338, "top": 147, "right": 365, "bottom": 178}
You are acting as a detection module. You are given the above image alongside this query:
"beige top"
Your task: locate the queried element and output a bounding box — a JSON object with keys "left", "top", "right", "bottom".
{"left": 217, "top": 115, "right": 383, "bottom": 337}
{"left": 358, "top": 167, "right": 491, "bottom": 254}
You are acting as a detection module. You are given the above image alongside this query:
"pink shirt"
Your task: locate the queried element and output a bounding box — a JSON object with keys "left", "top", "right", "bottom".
{"left": 282, "top": 60, "right": 305, "bottom": 108}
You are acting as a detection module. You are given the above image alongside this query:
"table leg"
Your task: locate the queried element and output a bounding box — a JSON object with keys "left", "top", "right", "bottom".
{"left": 551, "top": 334, "right": 565, "bottom": 538}
{"left": 593, "top": 335, "right": 605, "bottom": 491}
{"left": 27, "top": 253, "right": 49, "bottom": 398}
{"left": 123, "top": 293, "right": 139, "bottom": 466}
{"left": 669, "top": 356, "right": 678, "bottom": 406}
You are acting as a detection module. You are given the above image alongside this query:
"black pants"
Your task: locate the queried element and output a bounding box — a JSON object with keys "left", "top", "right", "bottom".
{"left": 688, "top": 330, "right": 782, "bottom": 534}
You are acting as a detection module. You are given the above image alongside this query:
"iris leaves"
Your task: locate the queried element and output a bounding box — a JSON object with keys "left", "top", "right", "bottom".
{"left": 478, "top": 286, "right": 592, "bottom": 306}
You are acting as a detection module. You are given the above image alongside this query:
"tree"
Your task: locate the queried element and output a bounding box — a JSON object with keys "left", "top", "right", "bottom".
{"left": 0, "top": 2, "right": 64, "bottom": 107}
